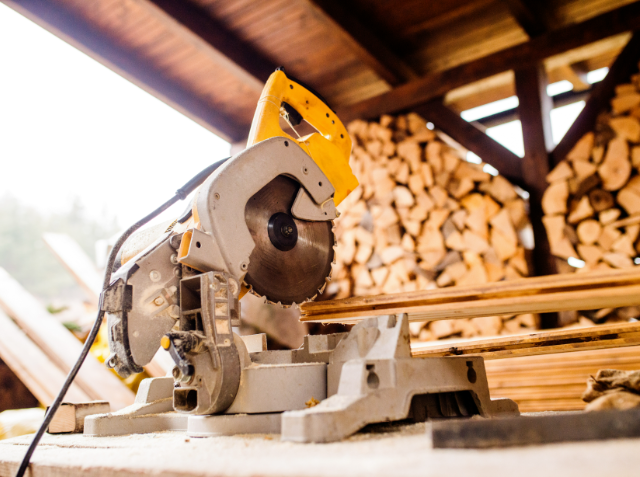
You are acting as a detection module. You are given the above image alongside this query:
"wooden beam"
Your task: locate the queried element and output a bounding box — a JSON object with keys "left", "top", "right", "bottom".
{"left": 501, "top": 0, "right": 550, "bottom": 38}
{"left": 411, "top": 322, "right": 640, "bottom": 360}
{"left": 299, "top": 267, "right": 640, "bottom": 324}
{"left": 302, "top": 0, "right": 418, "bottom": 85}
{"left": 514, "top": 63, "right": 557, "bottom": 298}
{"left": 1, "top": 0, "right": 248, "bottom": 142}
{"left": 338, "top": 2, "right": 640, "bottom": 122}
{"left": 0, "top": 268, "right": 135, "bottom": 410}
{"left": 147, "top": 0, "right": 276, "bottom": 84}
{"left": 551, "top": 32, "right": 640, "bottom": 165}
{"left": 0, "top": 309, "right": 90, "bottom": 405}
{"left": 43, "top": 233, "right": 102, "bottom": 307}
{"left": 413, "top": 100, "right": 523, "bottom": 183}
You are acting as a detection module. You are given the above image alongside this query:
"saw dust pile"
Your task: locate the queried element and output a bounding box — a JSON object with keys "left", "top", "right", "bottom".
{"left": 542, "top": 73, "right": 640, "bottom": 324}
{"left": 327, "top": 113, "right": 536, "bottom": 341}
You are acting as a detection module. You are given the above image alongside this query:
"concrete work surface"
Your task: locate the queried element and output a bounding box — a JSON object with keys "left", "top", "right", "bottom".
{"left": 0, "top": 421, "right": 638, "bottom": 477}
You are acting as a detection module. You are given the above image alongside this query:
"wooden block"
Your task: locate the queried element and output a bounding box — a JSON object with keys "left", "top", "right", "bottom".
{"left": 408, "top": 173, "right": 425, "bottom": 196}
{"left": 632, "top": 146, "right": 640, "bottom": 169}
{"left": 425, "top": 209, "right": 451, "bottom": 230}
{"left": 380, "top": 245, "right": 405, "bottom": 265}
{"left": 577, "top": 220, "right": 602, "bottom": 245}
{"left": 546, "top": 161, "right": 573, "bottom": 183}
{"left": 598, "top": 137, "right": 631, "bottom": 191}
{"left": 444, "top": 230, "right": 466, "bottom": 251}
{"left": 609, "top": 116, "right": 640, "bottom": 142}
{"left": 589, "top": 189, "right": 614, "bottom": 212}
{"left": 479, "top": 176, "right": 517, "bottom": 204}
{"left": 612, "top": 234, "right": 636, "bottom": 257}
{"left": 573, "top": 160, "right": 597, "bottom": 181}
{"left": 451, "top": 209, "right": 468, "bottom": 230}
{"left": 611, "top": 93, "right": 640, "bottom": 114}
{"left": 465, "top": 208, "right": 488, "bottom": 239}
{"left": 599, "top": 208, "right": 621, "bottom": 225}
{"left": 491, "top": 228, "right": 517, "bottom": 261}
{"left": 48, "top": 401, "right": 110, "bottom": 434}
{"left": 392, "top": 186, "right": 414, "bottom": 207}
{"left": 617, "top": 183, "right": 640, "bottom": 215}
{"left": 454, "top": 161, "right": 490, "bottom": 182}
{"left": 603, "top": 252, "right": 634, "bottom": 269}
{"left": 577, "top": 244, "right": 604, "bottom": 267}
{"left": 598, "top": 226, "right": 622, "bottom": 250}
{"left": 452, "top": 177, "right": 475, "bottom": 199}
{"left": 426, "top": 141, "right": 443, "bottom": 173}
{"left": 592, "top": 145, "right": 605, "bottom": 164}
{"left": 430, "top": 185, "right": 449, "bottom": 208}
{"left": 401, "top": 233, "right": 416, "bottom": 252}
{"left": 505, "top": 200, "right": 528, "bottom": 229}
{"left": 489, "top": 209, "right": 517, "bottom": 244}
{"left": 456, "top": 263, "right": 488, "bottom": 286}
{"left": 462, "top": 230, "right": 490, "bottom": 254}
{"left": 567, "top": 132, "right": 594, "bottom": 162}
{"left": 567, "top": 196, "right": 594, "bottom": 224}
{"left": 421, "top": 163, "right": 434, "bottom": 187}
{"left": 542, "top": 181, "right": 569, "bottom": 215}
{"left": 483, "top": 195, "right": 502, "bottom": 221}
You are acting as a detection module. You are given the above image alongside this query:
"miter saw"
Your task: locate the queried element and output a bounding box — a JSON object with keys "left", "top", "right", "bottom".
{"left": 84, "top": 69, "right": 518, "bottom": 442}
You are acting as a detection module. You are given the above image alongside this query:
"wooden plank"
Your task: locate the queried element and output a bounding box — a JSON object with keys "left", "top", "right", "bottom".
{"left": 41, "top": 236, "right": 172, "bottom": 378}
{"left": 410, "top": 322, "right": 640, "bottom": 360}
{"left": 551, "top": 32, "right": 640, "bottom": 165}
{"left": 338, "top": 2, "right": 640, "bottom": 122}
{"left": 413, "top": 100, "right": 523, "bottom": 184}
{"left": 300, "top": 268, "right": 640, "bottom": 324}
{"left": 0, "top": 309, "right": 90, "bottom": 405}
{"left": 302, "top": 0, "right": 418, "bottom": 85}
{"left": 48, "top": 401, "right": 110, "bottom": 434}
{"left": 0, "top": 267, "right": 135, "bottom": 410}
{"left": 432, "top": 408, "right": 640, "bottom": 448}
{"left": 43, "top": 233, "right": 102, "bottom": 307}
{"left": 514, "top": 62, "right": 558, "bottom": 328}
{"left": 2, "top": 0, "right": 247, "bottom": 141}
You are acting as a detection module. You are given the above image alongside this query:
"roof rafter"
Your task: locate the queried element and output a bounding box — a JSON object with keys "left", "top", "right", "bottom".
{"left": 501, "top": 0, "right": 551, "bottom": 37}
{"left": 301, "top": 0, "right": 419, "bottom": 85}
{"left": 338, "top": 2, "right": 640, "bottom": 122}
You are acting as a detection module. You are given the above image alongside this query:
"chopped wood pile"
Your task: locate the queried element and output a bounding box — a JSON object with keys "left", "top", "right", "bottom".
{"left": 542, "top": 73, "right": 640, "bottom": 325}
{"left": 327, "top": 113, "right": 537, "bottom": 340}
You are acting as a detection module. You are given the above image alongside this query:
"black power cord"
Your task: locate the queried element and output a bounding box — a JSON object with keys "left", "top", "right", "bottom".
{"left": 15, "top": 157, "right": 229, "bottom": 477}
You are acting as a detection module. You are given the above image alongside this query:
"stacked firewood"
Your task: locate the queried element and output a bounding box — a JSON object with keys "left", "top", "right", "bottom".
{"left": 327, "top": 113, "right": 537, "bottom": 340}
{"left": 542, "top": 79, "right": 640, "bottom": 324}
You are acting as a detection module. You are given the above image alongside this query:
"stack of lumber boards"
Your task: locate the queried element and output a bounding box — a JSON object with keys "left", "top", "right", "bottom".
{"left": 484, "top": 345, "right": 640, "bottom": 412}
{"left": 410, "top": 323, "right": 640, "bottom": 412}
{"left": 0, "top": 267, "right": 135, "bottom": 410}
{"left": 329, "top": 113, "right": 536, "bottom": 341}
{"left": 542, "top": 69, "right": 640, "bottom": 324}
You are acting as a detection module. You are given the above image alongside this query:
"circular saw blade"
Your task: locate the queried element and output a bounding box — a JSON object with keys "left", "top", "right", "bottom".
{"left": 243, "top": 175, "right": 334, "bottom": 306}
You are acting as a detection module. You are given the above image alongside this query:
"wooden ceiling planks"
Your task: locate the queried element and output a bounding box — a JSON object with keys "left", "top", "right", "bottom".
{"left": 5, "top": 0, "right": 640, "bottom": 141}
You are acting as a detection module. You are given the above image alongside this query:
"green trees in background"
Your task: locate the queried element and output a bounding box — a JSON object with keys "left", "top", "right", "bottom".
{"left": 0, "top": 195, "right": 119, "bottom": 300}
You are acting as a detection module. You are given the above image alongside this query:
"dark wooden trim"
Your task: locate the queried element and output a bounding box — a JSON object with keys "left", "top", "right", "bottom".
{"left": 339, "top": 2, "right": 640, "bottom": 122}
{"left": 413, "top": 100, "right": 523, "bottom": 184}
{"left": 501, "top": 0, "right": 549, "bottom": 37}
{"left": 303, "top": 0, "right": 418, "bottom": 85}
{"left": 514, "top": 63, "right": 558, "bottom": 326}
{"left": 551, "top": 32, "right": 640, "bottom": 165}
{"left": 148, "top": 0, "right": 277, "bottom": 84}
{"left": 2, "top": 0, "right": 247, "bottom": 141}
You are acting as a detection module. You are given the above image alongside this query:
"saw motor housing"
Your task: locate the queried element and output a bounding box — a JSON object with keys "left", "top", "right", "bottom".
{"left": 104, "top": 70, "right": 358, "bottom": 414}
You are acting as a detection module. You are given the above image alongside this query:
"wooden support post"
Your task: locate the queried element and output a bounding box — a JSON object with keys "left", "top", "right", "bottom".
{"left": 514, "top": 63, "right": 558, "bottom": 326}
{"left": 551, "top": 32, "right": 640, "bottom": 165}
{"left": 413, "top": 100, "right": 523, "bottom": 185}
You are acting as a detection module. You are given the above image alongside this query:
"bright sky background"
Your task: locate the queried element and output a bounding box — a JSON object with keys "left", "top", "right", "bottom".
{"left": 0, "top": 3, "right": 230, "bottom": 228}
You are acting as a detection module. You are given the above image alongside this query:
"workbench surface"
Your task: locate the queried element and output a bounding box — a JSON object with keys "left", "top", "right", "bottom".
{"left": 0, "top": 422, "right": 637, "bottom": 477}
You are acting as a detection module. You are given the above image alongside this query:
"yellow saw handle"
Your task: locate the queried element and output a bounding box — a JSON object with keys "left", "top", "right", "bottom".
{"left": 246, "top": 69, "right": 358, "bottom": 205}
